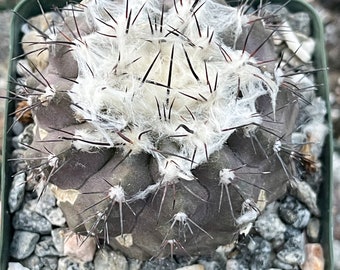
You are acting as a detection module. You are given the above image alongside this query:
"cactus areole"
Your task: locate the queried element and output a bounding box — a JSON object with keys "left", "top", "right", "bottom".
{"left": 21, "top": 0, "right": 323, "bottom": 259}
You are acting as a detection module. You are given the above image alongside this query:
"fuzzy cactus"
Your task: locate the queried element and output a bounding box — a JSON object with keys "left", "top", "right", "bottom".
{"left": 18, "top": 0, "right": 323, "bottom": 260}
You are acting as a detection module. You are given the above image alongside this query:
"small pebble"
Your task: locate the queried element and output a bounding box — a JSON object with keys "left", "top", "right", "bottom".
{"left": 301, "top": 243, "right": 324, "bottom": 270}
{"left": 284, "top": 225, "right": 302, "bottom": 241}
{"left": 33, "top": 184, "right": 56, "bottom": 211}
{"left": 279, "top": 196, "right": 300, "bottom": 224}
{"left": 51, "top": 228, "right": 66, "bottom": 255}
{"left": 35, "top": 236, "right": 61, "bottom": 257}
{"left": 277, "top": 196, "right": 311, "bottom": 229}
{"left": 7, "top": 262, "right": 29, "bottom": 270}
{"left": 271, "top": 232, "right": 285, "bottom": 250}
{"left": 32, "top": 185, "right": 66, "bottom": 226}
{"left": 226, "top": 259, "right": 248, "bottom": 270}
{"left": 306, "top": 218, "right": 320, "bottom": 242}
{"left": 292, "top": 207, "right": 311, "bottom": 229}
{"left": 276, "top": 233, "right": 305, "bottom": 265}
{"left": 12, "top": 206, "right": 52, "bottom": 234}
{"left": 63, "top": 233, "right": 97, "bottom": 263}
{"left": 290, "top": 179, "right": 320, "bottom": 216}
{"left": 10, "top": 231, "right": 40, "bottom": 260}
{"left": 255, "top": 204, "right": 286, "bottom": 241}
{"left": 21, "top": 255, "right": 43, "bottom": 270}
{"left": 43, "top": 207, "right": 66, "bottom": 227}
{"left": 40, "top": 256, "right": 59, "bottom": 270}
{"left": 94, "top": 249, "right": 128, "bottom": 270}
{"left": 11, "top": 120, "right": 25, "bottom": 136}
{"left": 128, "top": 259, "right": 143, "bottom": 270}
{"left": 8, "top": 172, "right": 26, "bottom": 213}
{"left": 17, "top": 123, "right": 34, "bottom": 146}
{"left": 58, "top": 257, "right": 95, "bottom": 270}
{"left": 249, "top": 237, "right": 272, "bottom": 270}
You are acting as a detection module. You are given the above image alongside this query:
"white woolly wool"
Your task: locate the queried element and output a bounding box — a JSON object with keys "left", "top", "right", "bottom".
{"left": 66, "top": 0, "right": 280, "bottom": 184}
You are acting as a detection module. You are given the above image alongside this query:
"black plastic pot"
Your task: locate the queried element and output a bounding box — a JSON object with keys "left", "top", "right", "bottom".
{"left": 0, "top": 0, "right": 333, "bottom": 269}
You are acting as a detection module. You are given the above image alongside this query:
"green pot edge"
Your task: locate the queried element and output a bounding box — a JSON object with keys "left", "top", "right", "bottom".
{"left": 278, "top": 1, "right": 334, "bottom": 269}
{"left": 0, "top": 0, "right": 82, "bottom": 268}
{"left": 0, "top": 0, "right": 333, "bottom": 269}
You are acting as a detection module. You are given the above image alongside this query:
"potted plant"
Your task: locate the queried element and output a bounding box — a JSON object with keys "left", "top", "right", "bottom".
{"left": 1, "top": 0, "right": 333, "bottom": 269}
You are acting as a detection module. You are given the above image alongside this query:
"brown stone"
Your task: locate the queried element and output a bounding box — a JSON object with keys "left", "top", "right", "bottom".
{"left": 301, "top": 243, "right": 324, "bottom": 270}
{"left": 63, "top": 232, "right": 97, "bottom": 262}
{"left": 15, "top": 101, "right": 33, "bottom": 124}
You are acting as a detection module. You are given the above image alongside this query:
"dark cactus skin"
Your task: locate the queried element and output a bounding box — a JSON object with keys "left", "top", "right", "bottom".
{"left": 21, "top": 0, "right": 305, "bottom": 260}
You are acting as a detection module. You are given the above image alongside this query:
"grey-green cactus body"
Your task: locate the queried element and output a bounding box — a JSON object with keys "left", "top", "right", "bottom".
{"left": 21, "top": 0, "right": 313, "bottom": 259}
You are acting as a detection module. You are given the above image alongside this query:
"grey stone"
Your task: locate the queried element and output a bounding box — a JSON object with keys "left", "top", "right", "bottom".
{"left": 12, "top": 136, "right": 20, "bottom": 149}
{"left": 284, "top": 226, "right": 302, "bottom": 241}
{"left": 128, "top": 259, "right": 143, "bottom": 270}
{"left": 279, "top": 196, "right": 310, "bottom": 229}
{"left": 276, "top": 233, "right": 305, "bottom": 265}
{"left": 225, "top": 259, "right": 248, "bottom": 270}
{"left": 271, "top": 232, "right": 285, "bottom": 250}
{"left": 18, "top": 123, "right": 34, "bottom": 146}
{"left": 289, "top": 180, "right": 320, "bottom": 216}
{"left": 8, "top": 172, "right": 26, "bottom": 213}
{"left": 292, "top": 208, "right": 310, "bottom": 229}
{"left": 10, "top": 231, "right": 40, "bottom": 260}
{"left": 12, "top": 120, "right": 25, "bottom": 136}
{"left": 278, "top": 196, "right": 299, "bottom": 224}
{"left": 43, "top": 207, "right": 66, "bottom": 227}
{"left": 51, "top": 228, "right": 65, "bottom": 255}
{"left": 249, "top": 237, "right": 272, "bottom": 270}
{"left": 94, "top": 249, "right": 128, "bottom": 270}
{"left": 32, "top": 185, "right": 66, "bottom": 226}
{"left": 40, "top": 256, "right": 59, "bottom": 270}
{"left": 58, "top": 257, "right": 95, "bottom": 270}
{"left": 7, "top": 262, "right": 30, "bottom": 270}
{"left": 306, "top": 217, "right": 320, "bottom": 242}
{"left": 21, "top": 254, "right": 43, "bottom": 270}
{"left": 35, "top": 236, "right": 61, "bottom": 257}
{"left": 255, "top": 204, "right": 286, "bottom": 241}
{"left": 12, "top": 206, "right": 52, "bottom": 234}
{"left": 34, "top": 184, "right": 57, "bottom": 210}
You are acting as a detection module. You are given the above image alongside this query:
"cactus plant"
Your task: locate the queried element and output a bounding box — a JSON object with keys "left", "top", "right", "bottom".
{"left": 16, "top": 0, "right": 327, "bottom": 260}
